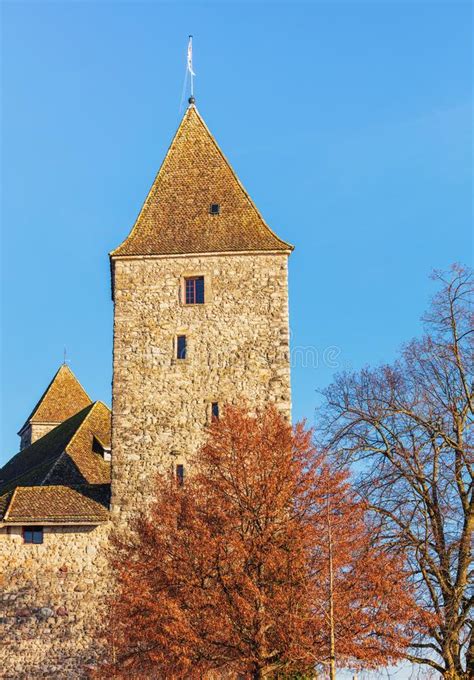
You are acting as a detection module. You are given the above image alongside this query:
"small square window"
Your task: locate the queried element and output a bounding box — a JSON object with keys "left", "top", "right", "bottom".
{"left": 209, "top": 203, "right": 220, "bottom": 215}
{"left": 177, "top": 335, "right": 187, "bottom": 360}
{"left": 211, "top": 402, "right": 219, "bottom": 420}
{"left": 185, "top": 276, "right": 204, "bottom": 304}
{"left": 176, "top": 464, "right": 185, "bottom": 486}
{"left": 23, "top": 526, "right": 43, "bottom": 544}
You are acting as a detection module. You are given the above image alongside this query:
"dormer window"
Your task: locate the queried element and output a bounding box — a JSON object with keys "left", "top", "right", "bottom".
{"left": 209, "top": 203, "right": 220, "bottom": 215}
{"left": 92, "top": 436, "right": 111, "bottom": 461}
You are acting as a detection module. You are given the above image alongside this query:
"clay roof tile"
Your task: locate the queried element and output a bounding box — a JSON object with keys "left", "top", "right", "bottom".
{"left": 0, "top": 402, "right": 111, "bottom": 522}
{"left": 111, "top": 105, "right": 293, "bottom": 258}
{"left": 2, "top": 485, "right": 109, "bottom": 524}
{"left": 19, "top": 364, "right": 92, "bottom": 434}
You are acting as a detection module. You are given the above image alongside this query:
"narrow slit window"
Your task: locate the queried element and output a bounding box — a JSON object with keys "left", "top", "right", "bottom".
{"left": 176, "top": 464, "right": 185, "bottom": 486}
{"left": 185, "top": 276, "right": 205, "bottom": 305}
{"left": 211, "top": 402, "right": 219, "bottom": 420}
{"left": 209, "top": 203, "right": 220, "bottom": 215}
{"left": 177, "top": 335, "right": 187, "bottom": 360}
{"left": 23, "top": 526, "right": 43, "bottom": 544}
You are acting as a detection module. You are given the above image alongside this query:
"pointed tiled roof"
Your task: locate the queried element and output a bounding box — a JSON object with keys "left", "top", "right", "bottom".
{"left": 111, "top": 105, "right": 293, "bottom": 257}
{"left": 19, "top": 364, "right": 92, "bottom": 433}
{"left": 1, "top": 402, "right": 111, "bottom": 523}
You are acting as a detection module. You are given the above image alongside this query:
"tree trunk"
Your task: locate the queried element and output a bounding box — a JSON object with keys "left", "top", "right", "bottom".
{"left": 327, "top": 493, "right": 336, "bottom": 680}
{"left": 442, "top": 670, "right": 467, "bottom": 680}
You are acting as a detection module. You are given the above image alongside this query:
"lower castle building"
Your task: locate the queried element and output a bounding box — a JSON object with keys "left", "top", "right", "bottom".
{"left": 0, "top": 101, "right": 293, "bottom": 678}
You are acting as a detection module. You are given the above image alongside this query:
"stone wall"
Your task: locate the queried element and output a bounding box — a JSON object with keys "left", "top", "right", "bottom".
{"left": 30, "top": 423, "right": 61, "bottom": 445}
{"left": 0, "top": 523, "right": 111, "bottom": 679}
{"left": 111, "top": 252, "right": 291, "bottom": 520}
{"left": 0, "top": 252, "right": 292, "bottom": 677}
{"left": 19, "top": 426, "right": 31, "bottom": 451}
{"left": 19, "top": 423, "right": 61, "bottom": 450}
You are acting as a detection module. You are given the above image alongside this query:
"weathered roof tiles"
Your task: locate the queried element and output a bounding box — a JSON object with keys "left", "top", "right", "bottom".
{"left": 2, "top": 485, "right": 109, "bottom": 524}
{"left": 0, "top": 402, "right": 111, "bottom": 524}
{"left": 3, "top": 402, "right": 111, "bottom": 492}
{"left": 19, "top": 364, "right": 92, "bottom": 434}
{"left": 111, "top": 105, "right": 293, "bottom": 258}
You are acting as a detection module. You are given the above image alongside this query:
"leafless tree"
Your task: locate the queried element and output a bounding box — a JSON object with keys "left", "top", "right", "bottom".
{"left": 318, "top": 265, "right": 473, "bottom": 679}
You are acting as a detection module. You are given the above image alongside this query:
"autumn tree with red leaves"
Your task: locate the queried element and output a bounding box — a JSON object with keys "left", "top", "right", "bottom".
{"left": 96, "top": 407, "right": 421, "bottom": 679}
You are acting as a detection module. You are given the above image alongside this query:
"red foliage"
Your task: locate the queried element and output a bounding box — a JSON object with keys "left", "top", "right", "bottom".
{"left": 96, "top": 406, "right": 422, "bottom": 679}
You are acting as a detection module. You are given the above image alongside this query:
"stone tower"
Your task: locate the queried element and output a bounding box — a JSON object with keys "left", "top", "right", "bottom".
{"left": 110, "top": 103, "right": 293, "bottom": 518}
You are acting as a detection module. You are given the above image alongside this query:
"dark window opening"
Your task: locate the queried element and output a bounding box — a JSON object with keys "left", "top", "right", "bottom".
{"left": 176, "top": 464, "right": 185, "bottom": 486}
{"left": 209, "top": 203, "right": 220, "bottom": 215}
{"left": 92, "top": 436, "right": 103, "bottom": 455}
{"left": 185, "top": 276, "right": 204, "bottom": 304}
{"left": 177, "top": 335, "right": 187, "bottom": 360}
{"left": 92, "top": 435, "right": 110, "bottom": 459}
{"left": 23, "top": 526, "right": 43, "bottom": 544}
{"left": 211, "top": 402, "right": 219, "bottom": 420}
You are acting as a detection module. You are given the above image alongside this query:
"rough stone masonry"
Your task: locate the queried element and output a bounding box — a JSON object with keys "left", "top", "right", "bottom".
{"left": 0, "top": 103, "right": 293, "bottom": 678}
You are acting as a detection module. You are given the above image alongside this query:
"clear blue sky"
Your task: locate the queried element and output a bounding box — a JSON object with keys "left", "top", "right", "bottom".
{"left": 1, "top": 1, "right": 472, "bottom": 465}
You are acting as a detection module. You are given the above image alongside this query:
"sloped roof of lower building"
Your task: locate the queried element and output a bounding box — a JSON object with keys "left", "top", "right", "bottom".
{"left": 0, "top": 401, "right": 111, "bottom": 524}
{"left": 2, "top": 485, "right": 109, "bottom": 524}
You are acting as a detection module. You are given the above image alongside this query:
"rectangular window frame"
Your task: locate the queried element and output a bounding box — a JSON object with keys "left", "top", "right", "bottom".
{"left": 180, "top": 273, "right": 212, "bottom": 306}
{"left": 23, "top": 526, "right": 44, "bottom": 544}
{"left": 184, "top": 276, "right": 205, "bottom": 305}
{"left": 177, "top": 335, "right": 187, "bottom": 360}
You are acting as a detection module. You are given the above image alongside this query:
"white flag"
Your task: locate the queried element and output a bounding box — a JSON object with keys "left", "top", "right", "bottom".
{"left": 187, "top": 36, "right": 195, "bottom": 76}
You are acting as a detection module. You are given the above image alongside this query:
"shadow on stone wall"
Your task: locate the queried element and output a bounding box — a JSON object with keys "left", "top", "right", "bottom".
{"left": 0, "top": 567, "right": 107, "bottom": 679}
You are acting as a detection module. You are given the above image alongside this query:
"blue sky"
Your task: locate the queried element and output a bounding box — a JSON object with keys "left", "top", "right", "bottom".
{"left": 1, "top": 1, "right": 472, "bottom": 465}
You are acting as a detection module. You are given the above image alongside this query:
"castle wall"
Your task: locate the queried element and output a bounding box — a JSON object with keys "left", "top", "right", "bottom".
{"left": 19, "top": 427, "right": 31, "bottom": 450}
{"left": 0, "top": 523, "right": 111, "bottom": 679}
{"left": 0, "top": 252, "right": 292, "bottom": 678}
{"left": 19, "top": 423, "right": 61, "bottom": 450}
{"left": 111, "top": 252, "right": 291, "bottom": 520}
{"left": 31, "top": 423, "right": 61, "bottom": 444}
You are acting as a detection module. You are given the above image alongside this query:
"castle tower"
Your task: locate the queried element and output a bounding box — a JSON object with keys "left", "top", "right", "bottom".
{"left": 110, "top": 103, "right": 293, "bottom": 518}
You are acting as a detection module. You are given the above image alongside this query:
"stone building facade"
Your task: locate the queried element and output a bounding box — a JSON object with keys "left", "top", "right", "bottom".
{"left": 0, "top": 102, "right": 293, "bottom": 677}
{"left": 0, "top": 524, "right": 110, "bottom": 678}
{"left": 111, "top": 253, "right": 291, "bottom": 518}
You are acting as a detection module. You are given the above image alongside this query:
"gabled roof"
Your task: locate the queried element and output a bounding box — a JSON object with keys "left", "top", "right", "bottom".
{"left": 111, "top": 105, "right": 293, "bottom": 257}
{"left": 19, "top": 364, "right": 92, "bottom": 434}
{"left": 1, "top": 402, "right": 111, "bottom": 523}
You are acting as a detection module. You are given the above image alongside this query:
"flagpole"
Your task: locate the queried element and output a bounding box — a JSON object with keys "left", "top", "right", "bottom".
{"left": 187, "top": 35, "right": 195, "bottom": 103}
{"left": 189, "top": 35, "right": 194, "bottom": 97}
